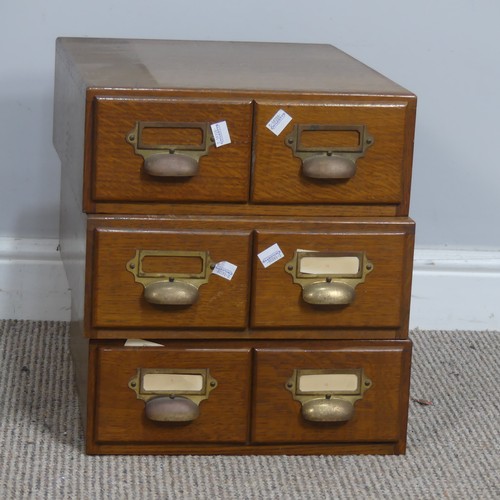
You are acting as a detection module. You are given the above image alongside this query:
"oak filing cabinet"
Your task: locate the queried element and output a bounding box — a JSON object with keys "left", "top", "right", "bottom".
{"left": 53, "top": 38, "right": 416, "bottom": 455}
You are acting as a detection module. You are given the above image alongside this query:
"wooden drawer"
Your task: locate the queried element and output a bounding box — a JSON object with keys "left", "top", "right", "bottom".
{"left": 251, "top": 341, "right": 411, "bottom": 443}
{"left": 252, "top": 100, "right": 414, "bottom": 205}
{"left": 90, "top": 344, "right": 252, "bottom": 445}
{"left": 251, "top": 222, "right": 414, "bottom": 329}
{"left": 91, "top": 97, "right": 253, "bottom": 204}
{"left": 91, "top": 227, "right": 252, "bottom": 329}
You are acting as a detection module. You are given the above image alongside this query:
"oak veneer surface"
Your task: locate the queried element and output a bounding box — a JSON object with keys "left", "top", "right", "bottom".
{"left": 86, "top": 216, "right": 414, "bottom": 337}
{"left": 252, "top": 344, "right": 411, "bottom": 443}
{"left": 87, "top": 339, "right": 410, "bottom": 453}
{"left": 92, "top": 96, "right": 412, "bottom": 207}
{"left": 54, "top": 38, "right": 416, "bottom": 215}
{"left": 85, "top": 215, "right": 415, "bottom": 233}
{"left": 85, "top": 92, "right": 415, "bottom": 213}
{"left": 92, "top": 97, "right": 253, "bottom": 203}
{"left": 88, "top": 440, "right": 402, "bottom": 456}
{"left": 56, "top": 38, "right": 414, "bottom": 95}
{"left": 252, "top": 100, "right": 410, "bottom": 205}
{"left": 252, "top": 229, "right": 413, "bottom": 329}
{"left": 54, "top": 38, "right": 415, "bottom": 455}
{"left": 91, "top": 203, "right": 400, "bottom": 218}
{"left": 93, "top": 346, "right": 252, "bottom": 444}
{"left": 92, "top": 228, "right": 252, "bottom": 329}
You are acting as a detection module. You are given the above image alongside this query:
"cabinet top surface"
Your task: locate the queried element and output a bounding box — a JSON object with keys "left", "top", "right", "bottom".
{"left": 56, "top": 37, "right": 413, "bottom": 96}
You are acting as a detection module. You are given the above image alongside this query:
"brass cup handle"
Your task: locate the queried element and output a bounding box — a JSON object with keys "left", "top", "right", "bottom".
{"left": 143, "top": 153, "right": 199, "bottom": 177}
{"left": 286, "top": 369, "right": 372, "bottom": 423}
{"left": 143, "top": 281, "right": 199, "bottom": 306}
{"left": 126, "top": 250, "right": 214, "bottom": 307}
{"left": 285, "top": 124, "right": 374, "bottom": 181}
{"left": 302, "top": 281, "right": 356, "bottom": 305}
{"left": 285, "top": 251, "right": 373, "bottom": 306}
{"left": 145, "top": 396, "right": 200, "bottom": 422}
{"left": 126, "top": 121, "right": 214, "bottom": 178}
{"left": 129, "top": 368, "right": 217, "bottom": 423}
{"left": 301, "top": 398, "right": 354, "bottom": 422}
{"left": 302, "top": 155, "right": 356, "bottom": 179}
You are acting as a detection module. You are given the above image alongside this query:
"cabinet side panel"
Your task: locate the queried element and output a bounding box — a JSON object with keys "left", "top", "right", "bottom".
{"left": 54, "top": 39, "right": 88, "bottom": 213}
{"left": 54, "top": 39, "right": 90, "bottom": 431}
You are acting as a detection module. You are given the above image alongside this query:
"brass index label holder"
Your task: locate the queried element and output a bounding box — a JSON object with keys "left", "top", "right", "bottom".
{"left": 285, "top": 250, "right": 374, "bottom": 305}
{"left": 126, "top": 249, "right": 214, "bottom": 306}
{"left": 126, "top": 121, "right": 214, "bottom": 177}
{"left": 286, "top": 368, "right": 372, "bottom": 422}
{"left": 285, "top": 124, "right": 374, "bottom": 179}
{"left": 129, "top": 368, "right": 218, "bottom": 422}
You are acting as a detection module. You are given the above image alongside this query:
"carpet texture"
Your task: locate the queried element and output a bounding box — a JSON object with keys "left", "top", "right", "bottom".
{"left": 0, "top": 320, "right": 498, "bottom": 499}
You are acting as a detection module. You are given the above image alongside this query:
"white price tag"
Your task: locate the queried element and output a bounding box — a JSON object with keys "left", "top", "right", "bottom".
{"left": 212, "top": 261, "right": 238, "bottom": 280}
{"left": 124, "top": 339, "right": 164, "bottom": 347}
{"left": 258, "top": 243, "right": 285, "bottom": 268}
{"left": 266, "top": 109, "right": 292, "bottom": 136}
{"left": 211, "top": 121, "right": 231, "bottom": 147}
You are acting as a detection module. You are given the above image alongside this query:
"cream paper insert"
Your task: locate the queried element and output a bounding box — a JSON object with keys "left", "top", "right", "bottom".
{"left": 298, "top": 373, "right": 359, "bottom": 393}
{"left": 299, "top": 255, "right": 360, "bottom": 275}
{"left": 142, "top": 373, "right": 204, "bottom": 392}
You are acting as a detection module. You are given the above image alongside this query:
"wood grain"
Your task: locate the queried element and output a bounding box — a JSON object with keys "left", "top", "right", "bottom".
{"left": 86, "top": 339, "right": 411, "bottom": 454}
{"left": 92, "top": 227, "right": 252, "bottom": 329}
{"left": 55, "top": 38, "right": 416, "bottom": 456}
{"left": 81, "top": 93, "right": 415, "bottom": 215}
{"left": 54, "top": 43, "right": 92, "bottom": 433}
{"left": 85, "top": 327, "right": 404, "bottom": 341}
{"left": 57, "top": 38, "right": 414, "bottom": 96}
{"left": 86, "top": 216, "right": 414, "bottom": 336}
{"left": 252, "top": 100, "right": 410, "bottom": 205}
{"left": 92, "top": 97, "right": 253, "bottom": 203}
{"left": 252, "top": 342, "right": 411, "bottom": 444}
{"left": 87, "top": 440, "right": 402, "bottom": 456}
{"left": 92, "top": 345, "right": 252, "bottom": 444}
{"left": 92, "top": 202, "right": 398, "bottom": 218}
{"left": 251, "top": 226, "right": 414, "bottom": 329}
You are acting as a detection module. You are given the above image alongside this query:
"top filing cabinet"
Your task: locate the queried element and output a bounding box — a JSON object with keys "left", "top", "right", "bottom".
{"left": 54, "top": 38, "right": 416, "bottom": 455}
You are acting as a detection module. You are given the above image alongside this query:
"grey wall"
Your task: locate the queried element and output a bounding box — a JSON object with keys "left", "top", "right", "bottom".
{"left": 2, "top": 0, "right": 499, "bottom": 248}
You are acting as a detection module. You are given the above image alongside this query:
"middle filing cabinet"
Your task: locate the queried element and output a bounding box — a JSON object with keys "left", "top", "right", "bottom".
{"left": 87, "top": 217, "right": 414, "bottom": 338}
{"left": 54, "top": 38, "right": 416, "bottom": 455}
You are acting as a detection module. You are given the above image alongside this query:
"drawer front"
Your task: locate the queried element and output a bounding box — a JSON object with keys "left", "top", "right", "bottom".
{"left": 91, "top": 97, "right": 253, "bottom": 203}
{"left": 251, "top": 226, "right": 413, "bottom": 329}
{"left": 91, "top": 227, "right": 252, "bottom": 329}
{"left": 252, "top": 101, "right": 413, "bottom": 205}
{"left": 92, "top": 345, "right": 251, "bottom": 444}
{"left": 252, "top": 342, "right": 411, "bottom": 443}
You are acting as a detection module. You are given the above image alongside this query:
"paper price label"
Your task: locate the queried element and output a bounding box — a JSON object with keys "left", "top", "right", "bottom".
{"left": 211, "top": 121, "right": 231, "bottom": 147}
{"left": 258, "top": 243, "right": 285, "bottom": 268}
{"left": 266, "top": 109, "right": 292, "bottom": 136}
{"left": 212, "top": 261, "right": 238, "bottom": 280}
{"left": 124, "top": 339, "right": 164, "bottom": 347}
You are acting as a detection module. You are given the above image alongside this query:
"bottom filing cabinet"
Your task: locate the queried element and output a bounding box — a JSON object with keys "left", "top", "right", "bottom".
{"left": 85, "top": 340, "right": 412, "bottom": 455}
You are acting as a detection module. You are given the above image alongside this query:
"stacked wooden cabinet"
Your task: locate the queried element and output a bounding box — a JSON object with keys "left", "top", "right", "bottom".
{"left": 53, "top": 38, "right": 416, "bottom": 455}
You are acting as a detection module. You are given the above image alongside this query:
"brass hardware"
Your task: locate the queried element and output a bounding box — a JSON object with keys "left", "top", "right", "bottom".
{"left": 126, "top": 250, "right": 214, "bottom": 306}
{"left": 286, "top": 368, "right": 372, "bottom": 422}
{"left": 285, "top": 251, "right": 373, "bottom": 305}
{"left": 128, "top": 368, "right": 217, "bottom": 422}
{"left": 126, "top": 121, "right": 214, "bottom": 177}
{"left": 285, "top": 124, "right": 373, "bottom": 179}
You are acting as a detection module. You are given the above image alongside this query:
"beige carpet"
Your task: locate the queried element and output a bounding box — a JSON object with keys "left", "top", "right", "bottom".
{"left": 0, "top": 320, "right": 498, "bottom": 499}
